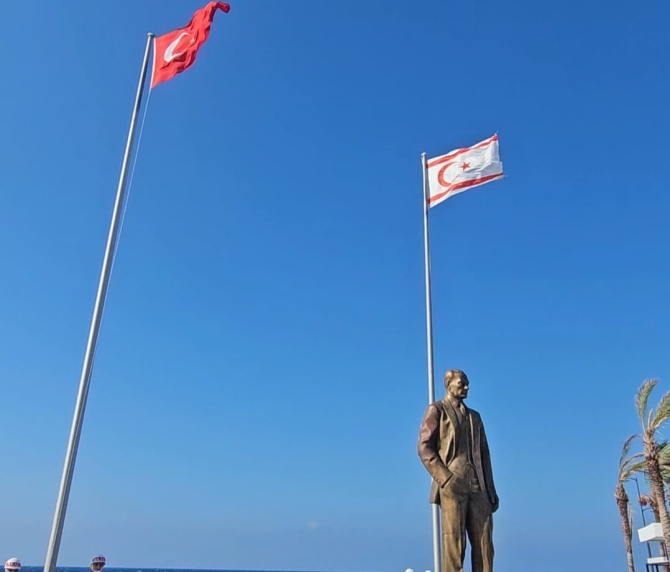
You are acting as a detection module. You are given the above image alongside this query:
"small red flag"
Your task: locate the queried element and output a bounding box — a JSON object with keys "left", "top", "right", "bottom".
{"left": 151, "top": 2, "right": 230, "bottom": 89}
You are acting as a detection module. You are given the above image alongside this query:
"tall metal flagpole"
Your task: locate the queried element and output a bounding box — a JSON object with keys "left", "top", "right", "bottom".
{"left": 421, "top": 152, "right": 441, "bottom": 572}
{"left": 43, "top": 32, "right": 155, "bottom": 572}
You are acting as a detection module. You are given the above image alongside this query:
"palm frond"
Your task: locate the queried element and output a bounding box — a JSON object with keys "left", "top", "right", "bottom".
{"left": 658, "top": 441, "right": 670, "bottom": 482}
{"left": 620, "top": 435, "right": 640, "bottom": 471}
{"left": 625, "top": 457, "right": 647, "bottom": 476}
{"left": 651, "top": 390, "right": 670, "bottom": 433}
{"left": 637, "top": 379, "right": 659, "bottom": 429}
{"left": 619, "top": 435, "right": 646, "bottom": 482}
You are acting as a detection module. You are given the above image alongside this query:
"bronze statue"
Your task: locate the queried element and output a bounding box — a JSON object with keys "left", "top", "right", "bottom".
{"left": 417, "top": 369, "right": 499, "bottom": 572}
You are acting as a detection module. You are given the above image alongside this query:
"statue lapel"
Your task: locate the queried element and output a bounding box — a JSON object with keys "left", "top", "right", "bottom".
{"left": 441, "top": 398, "right": 460, "bottom": 430}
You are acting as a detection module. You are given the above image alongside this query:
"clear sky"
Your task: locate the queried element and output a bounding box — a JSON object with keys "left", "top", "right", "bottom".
{"left": 1, "top": 0, "right": 669, "bottom": 571}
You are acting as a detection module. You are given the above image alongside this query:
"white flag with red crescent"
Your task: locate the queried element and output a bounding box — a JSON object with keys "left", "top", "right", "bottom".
{"left": 427, "top": 135, "right": 503, "bottom": 208}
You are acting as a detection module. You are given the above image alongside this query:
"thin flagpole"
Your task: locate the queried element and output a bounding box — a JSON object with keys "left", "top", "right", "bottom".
{"left": 421, "top": 152, "right": 441, "bottom": 572}
{"left": 43, "top": 32, "right": 155, "bottom": 572}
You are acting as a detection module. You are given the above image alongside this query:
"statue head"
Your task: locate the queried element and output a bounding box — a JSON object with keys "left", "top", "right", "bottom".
{"left": 444, "top": 369, "right": 469, "bottom": 401}
{"left": 90, "top": 556, "right": 106, "bottom": 572}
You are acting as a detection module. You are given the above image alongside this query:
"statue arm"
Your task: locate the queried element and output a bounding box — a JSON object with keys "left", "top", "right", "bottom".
{"left": 480, "top": 422, "right": 499, "bottom": 511}
{"left": 417, "top": 403, "right": 451, "bottom": 487}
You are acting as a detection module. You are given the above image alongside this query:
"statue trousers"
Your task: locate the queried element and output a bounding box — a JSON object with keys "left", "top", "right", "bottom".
{"left": 439, "top": 468, "right": 493, "bottom": 572}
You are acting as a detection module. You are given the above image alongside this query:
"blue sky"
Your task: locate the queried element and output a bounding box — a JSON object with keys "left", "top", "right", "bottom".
{"left": 1, "top": 0, "right": 670, "bottom": 571}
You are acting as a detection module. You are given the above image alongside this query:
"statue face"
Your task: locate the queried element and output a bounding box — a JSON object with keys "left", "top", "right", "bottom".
{"left": 447, "top": 373, "right": 470, "bottom": 400}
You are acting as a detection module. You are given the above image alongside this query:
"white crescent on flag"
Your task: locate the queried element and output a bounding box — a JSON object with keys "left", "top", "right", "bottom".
{"left": 426, "top": 135, "right": 503, "bottom": 208}
{"left": 164, "top": 32, "right": 192, "bottom": 62}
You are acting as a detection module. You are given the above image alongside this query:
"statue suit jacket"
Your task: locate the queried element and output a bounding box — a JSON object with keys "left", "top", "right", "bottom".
{"left": 417, "top": 398, "right": 498, "bottom": 508}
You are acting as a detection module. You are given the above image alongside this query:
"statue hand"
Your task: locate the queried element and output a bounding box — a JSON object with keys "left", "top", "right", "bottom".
{"left": 491, "top": 495, "right": 499, "bottom": 513}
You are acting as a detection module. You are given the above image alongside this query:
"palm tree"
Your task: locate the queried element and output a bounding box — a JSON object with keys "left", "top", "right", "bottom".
{"left": 632, "top": 379, "right": 670, "bottom": 550}
{"left": 617, "top": 435, "right": 642, "bottom": 572}
{"left": 636, "top": 442, "right": 670, "bottom": 523}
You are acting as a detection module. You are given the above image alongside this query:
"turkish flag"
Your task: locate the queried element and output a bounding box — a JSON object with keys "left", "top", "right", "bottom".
{"left": 151, "top": 2, "right": 230, "bottom": 89}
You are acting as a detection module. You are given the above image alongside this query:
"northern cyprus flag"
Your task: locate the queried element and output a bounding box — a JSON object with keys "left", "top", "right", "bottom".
{"left": 427, "top": 134, "right": 503, "bottom": 208}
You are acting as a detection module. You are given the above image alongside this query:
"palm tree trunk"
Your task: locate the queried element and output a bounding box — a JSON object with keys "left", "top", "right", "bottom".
{"left": 652, "top": 498, "right": 662, "bottom": 523}
{"left": 645, "top": 441, "right": 670, "bottom": 555}
{"left": 616, "top": 483, "right": 636, "bottom": 572}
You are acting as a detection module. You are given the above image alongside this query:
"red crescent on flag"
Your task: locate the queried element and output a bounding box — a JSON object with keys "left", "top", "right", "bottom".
{"left": 437, "top": 161, "right": 456, "bottom": 188}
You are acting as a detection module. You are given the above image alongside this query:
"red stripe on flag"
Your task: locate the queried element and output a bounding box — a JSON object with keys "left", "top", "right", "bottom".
{"left": 428, "top": 173, "right": 503, "bottom": 204}
{"left": 427, "top": 135, "right": 498, "bottom": 169}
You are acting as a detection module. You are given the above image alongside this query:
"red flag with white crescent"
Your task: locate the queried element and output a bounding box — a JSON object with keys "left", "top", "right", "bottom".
{"left": 151, "top": 2, "right": 230, "bottom": 89}
{"left": 426, "top": 135, "right": 503, "bottom": 208}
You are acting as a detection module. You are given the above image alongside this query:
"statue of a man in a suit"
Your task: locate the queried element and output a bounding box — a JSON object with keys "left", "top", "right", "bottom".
{"left": 417, "top": 369, "right": 499, "bottom": 572}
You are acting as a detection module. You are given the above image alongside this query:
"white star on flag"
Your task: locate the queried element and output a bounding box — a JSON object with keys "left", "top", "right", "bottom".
{"left": 427, "top": 134, "right": 503, "bottom": 208}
